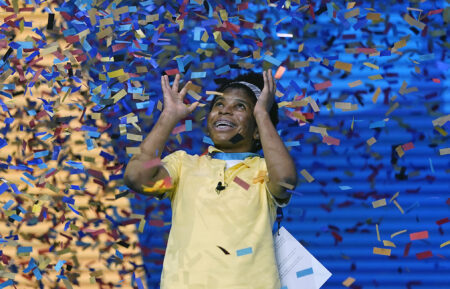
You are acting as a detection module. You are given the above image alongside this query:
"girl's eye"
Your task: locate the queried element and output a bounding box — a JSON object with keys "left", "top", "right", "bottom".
{"left": 236, "top": 103, "right": 246, "bottom": 109}
{"left": 214, "top": 102, "right": 223, "bottom": 107}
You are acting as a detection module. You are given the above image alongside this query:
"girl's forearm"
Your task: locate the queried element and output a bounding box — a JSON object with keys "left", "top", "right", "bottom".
{"left": 254, "top": 111, "right": 297, "bottom": 198}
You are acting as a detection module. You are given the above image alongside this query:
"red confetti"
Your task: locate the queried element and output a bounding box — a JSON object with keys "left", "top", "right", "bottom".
{"left": 323, "top": 135, "right": 340, "bottom": 146}
{"left": 432, "top": 78, "right": 440, "bottom": 83}
{"left": 149, "top": 220, "right": 165, "bottom": 227}
{"left": 410, "top": 231, "right": 428, "bottom": 241}
{"left": 416, "top": 250, "right": 433, "bottom": 260}
{"left": 314, "top": 80, "right": 332, "bottom": 91}
{"left": 436, "top": 217, "right": 449, "bottom": 226}
{"left": 403, "top": 242, "right": 411, "bottom": 257}
{"left": 165, "top": 68, "right": 180, "bottom": 76}
{"left": 401, "top": 142, "right": 415, "bottom": 151}
{"left": 233, "top": 176, "right": 250, "bottom": 190}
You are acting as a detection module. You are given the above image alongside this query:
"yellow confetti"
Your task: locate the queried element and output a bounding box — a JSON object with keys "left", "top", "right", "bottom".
{"left": 346, "top": 2, "right": 356, "bottom": 9}
{"left": 344, "top": 8, "right": 359, "bottom": 19}
{"left": 348, "top": 80, "right": 362, "bottom": 87}
{"left": 368, "top": 74, "right": 383, "bottom": 80}
{"left": 363, "top": 62, "right": 379, "bottom": 69}
{"left": 434, "top": 126, "right": 448, "bottom": 136}
{"left": 366, "top": 13, "right": 380, "bottom": 20}
{"left": 335, "top": 102, "right": 353, "bottom": 110}
{"left": 342, "top": 277, "right": 356, "bottom": 287}
{"left": 403, "top": 13, "right": 425, "bottom": 30}
{"left": 439, "top": 148, "right": 450, "bottom": 155}
{"left": 112, "top": 89, "right": 127, "bottom": 103}
{"left": 440, "top": 240, "right": 450, "bottom": 248}
{"left": 376, "top": 224, "right": 381, "bottom": 241}
{"left": 372, "top": 198, "right": 387, "bottom": 208}
{"left": 395, "top": 145, "right": 404, "bottom": 157}
{"left": 389, "top": 192, "right": 399, "bottom": 203}
{"left": 366, "top": 137, "right": 376, "bottom": 146}
{"left": 373, "top": 247, "right": 391, "bottom": 256}
{"left": 372, "top": 87, "right": 381, "bottom": 103}
{"left": 138, "top": 219, "right": 146, "bottom": 232}
{"left": 108, "top": 69, "right": 125, "bottom": 78}
{"left": 385, "top": 102, "right": 399, "bottom": 116}
{"left": 391, "top": 229, "right": 407, "bottom": 239}
{"left": 298, "top": 43, "right": 304, "bottom": 52}
{"left": 393, "top": 200, "right": 404, "bottom": 214}
{"left": 334, "top": 61, "right": 353, "bottom": 72}
{"left": 126, "top": 147, "right": 141, "bottom": 155}
{"left": 383, "top": 240, "right": 396, "bottom": 248}
{"left": 300, "top": 169, "right": 314, "bottom": 183}
{"left": 127, "top": 134, "right": 143, "bottom": 142}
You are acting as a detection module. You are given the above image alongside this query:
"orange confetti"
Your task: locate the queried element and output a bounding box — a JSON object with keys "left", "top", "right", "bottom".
{"left": 274, "top": 66, "right": 286, "bottom": 79}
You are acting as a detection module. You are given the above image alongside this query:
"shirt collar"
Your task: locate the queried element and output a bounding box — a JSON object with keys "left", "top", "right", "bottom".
{"left": 207, "top": 146, "right": 260, "bottom": 161}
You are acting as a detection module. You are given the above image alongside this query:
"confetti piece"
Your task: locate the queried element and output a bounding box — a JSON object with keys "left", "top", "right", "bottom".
{"left": 274, "top": 66, "right": 286, "bottom": 79}
{"left": 403, "top": 13, "right": 426, "bottom": 30}
{"left": 366, "top": 137, "right": 376, "bottom": 146}
{"left": 383, "top": 240, "right": 396, "bottom": 248}
{"left": 342, "top": 277, "right": 356, "bottom": 287}
{"left": 348, "top": 80, "right": 362, "bottom": 87}
{"left": 233, "top": 176, "right": 250, "bottom": 190}
{"left": 300, "top": 169, "right": 314, "bottom": 183}
{"left": 296, "top": 267, "right": 314, "bottom": 278}
{"left": 334, "top": 61, "right": 352, "bottom": 72}
{"left": 373, "top": 247, "right": 391, "bottom": 256}
{"left": 323, "top": 135, "right": 340, "bottom": 146}
{"left": 236, "top": 247, "right": 252, "bottom": 256}
{"left": 416, "top": 250, "right": 432, "bottom": 260}
{"left": 402, "top": 142, "right": 415, "bottom": 151}
{"left": 440, "top": 241, "right": 450, "bottom": 248}
{"left": 403, "top": 242, "right": 412, "bottom": 257}
{"left": 410, "top": 231, "right": 429, "bottom": 241}
{"left": 439, "top": 148, "right": 450, "bottom": 155}
{"left": 372, "top": 198, "right": 387, "bottom": 208}
{"left": 372, "top": 87, "right": 381, "bottom": 103}
{"left": 436, "top": 217, "right": 449, "bottom": 226}
{"left": 393, "top": 200, "right": 404, "bottom": 214}
{"left": 376, "top": 224, "right": 381, "bottom": 241}
{"left": 389, "top": 192, "right": 399, "bottom": 203}
{"left": 314, "top": 80, "right": 332, "bottom": 91}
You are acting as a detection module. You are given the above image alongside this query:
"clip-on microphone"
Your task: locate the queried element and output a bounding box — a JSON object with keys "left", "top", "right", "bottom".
{"left": 216, "top": 182, "right": 226, "bottom": 194}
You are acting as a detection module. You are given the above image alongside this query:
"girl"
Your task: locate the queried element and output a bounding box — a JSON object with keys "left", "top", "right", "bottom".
{"left": 124, "top": 69, "right": 297, "bottom": 289}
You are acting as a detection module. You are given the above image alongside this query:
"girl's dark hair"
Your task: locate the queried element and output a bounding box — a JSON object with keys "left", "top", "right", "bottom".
{"left": 210, "top": 72, "right": 279, "bottom": 152}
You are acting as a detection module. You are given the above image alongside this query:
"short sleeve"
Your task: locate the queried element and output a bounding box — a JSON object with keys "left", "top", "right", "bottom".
{"left": 259, "top": 158, "right": 292, "bottom": 208}
{"left": 153, "top": 150, "right": 186, "bottom": 201}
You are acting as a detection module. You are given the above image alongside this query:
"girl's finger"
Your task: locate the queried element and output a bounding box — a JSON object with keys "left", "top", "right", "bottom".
{"left": 172, "top": 74, "right": 180, "bottom": 92}
{"left": 179, "top": 80, "right": 192, "bottom": 99}
{"left": 262, "top": 70, "right": 268, "bottom": 91}
{"left": 188, "top": 101, "right": 199, "bottom": 114}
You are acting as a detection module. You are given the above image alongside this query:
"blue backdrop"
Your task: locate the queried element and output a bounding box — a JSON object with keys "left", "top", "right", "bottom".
{"left": 41, "top": 0, "right": 450, "bottom": 288}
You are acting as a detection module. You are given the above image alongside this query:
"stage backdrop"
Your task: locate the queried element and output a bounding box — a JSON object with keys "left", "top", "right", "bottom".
{"left": 0, "top": 1, "right": 448, "bottom": 289}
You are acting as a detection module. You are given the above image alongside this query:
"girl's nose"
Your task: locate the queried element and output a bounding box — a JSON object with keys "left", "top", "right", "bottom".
{"left": 218, "top": 104, "right": 233, "bottom": 114}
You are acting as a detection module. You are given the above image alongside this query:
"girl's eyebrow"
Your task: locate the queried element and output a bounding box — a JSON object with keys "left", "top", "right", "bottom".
{"left": 216, "top": 96, "right": 251, "bottom": 106}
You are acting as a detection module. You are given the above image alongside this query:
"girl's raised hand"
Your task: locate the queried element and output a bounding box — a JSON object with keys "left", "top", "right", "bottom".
{"left": 254, "top": 69, "right": 275, "bottom": 116}
{"left": 160, "top": 74, "right": 199, "bottom": 120}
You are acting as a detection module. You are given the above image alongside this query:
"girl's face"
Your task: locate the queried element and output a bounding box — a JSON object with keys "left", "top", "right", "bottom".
{"left": 207, "top": 88, "right": 259, "bottom": 153}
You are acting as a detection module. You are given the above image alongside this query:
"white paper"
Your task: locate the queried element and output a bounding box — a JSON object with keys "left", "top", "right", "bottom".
{"left": 274, "top": 226, "right": 332, "bottom": 289}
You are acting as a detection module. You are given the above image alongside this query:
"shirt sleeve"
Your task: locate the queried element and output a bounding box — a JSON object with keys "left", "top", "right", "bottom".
{"left": 260, "top": 158, "right": 292, "bottom": 208}
{"left": 153, "top": 150, "right": 185, "bottom": 201}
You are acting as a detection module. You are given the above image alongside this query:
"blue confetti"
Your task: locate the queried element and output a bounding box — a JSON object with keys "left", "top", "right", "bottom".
{"left": 236, "top": 247, "right": 252, "bottom": 256}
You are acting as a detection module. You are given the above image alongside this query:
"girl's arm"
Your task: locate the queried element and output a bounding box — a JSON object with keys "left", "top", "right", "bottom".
{"left": 124, "top": 74, "right": 198, "bottom": 195}
{"left": 253, "top": 69, "right": 297, "bottom": 200}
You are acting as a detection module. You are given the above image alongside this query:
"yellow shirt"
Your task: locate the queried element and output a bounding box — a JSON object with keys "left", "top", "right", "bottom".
{"left": 157, "top": 146, "right": 291, "bottom": 289}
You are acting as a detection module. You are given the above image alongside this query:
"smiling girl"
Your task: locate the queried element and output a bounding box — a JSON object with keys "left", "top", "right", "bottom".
{"left": 124, "top": 69, "right": 297, "bottom": 289}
